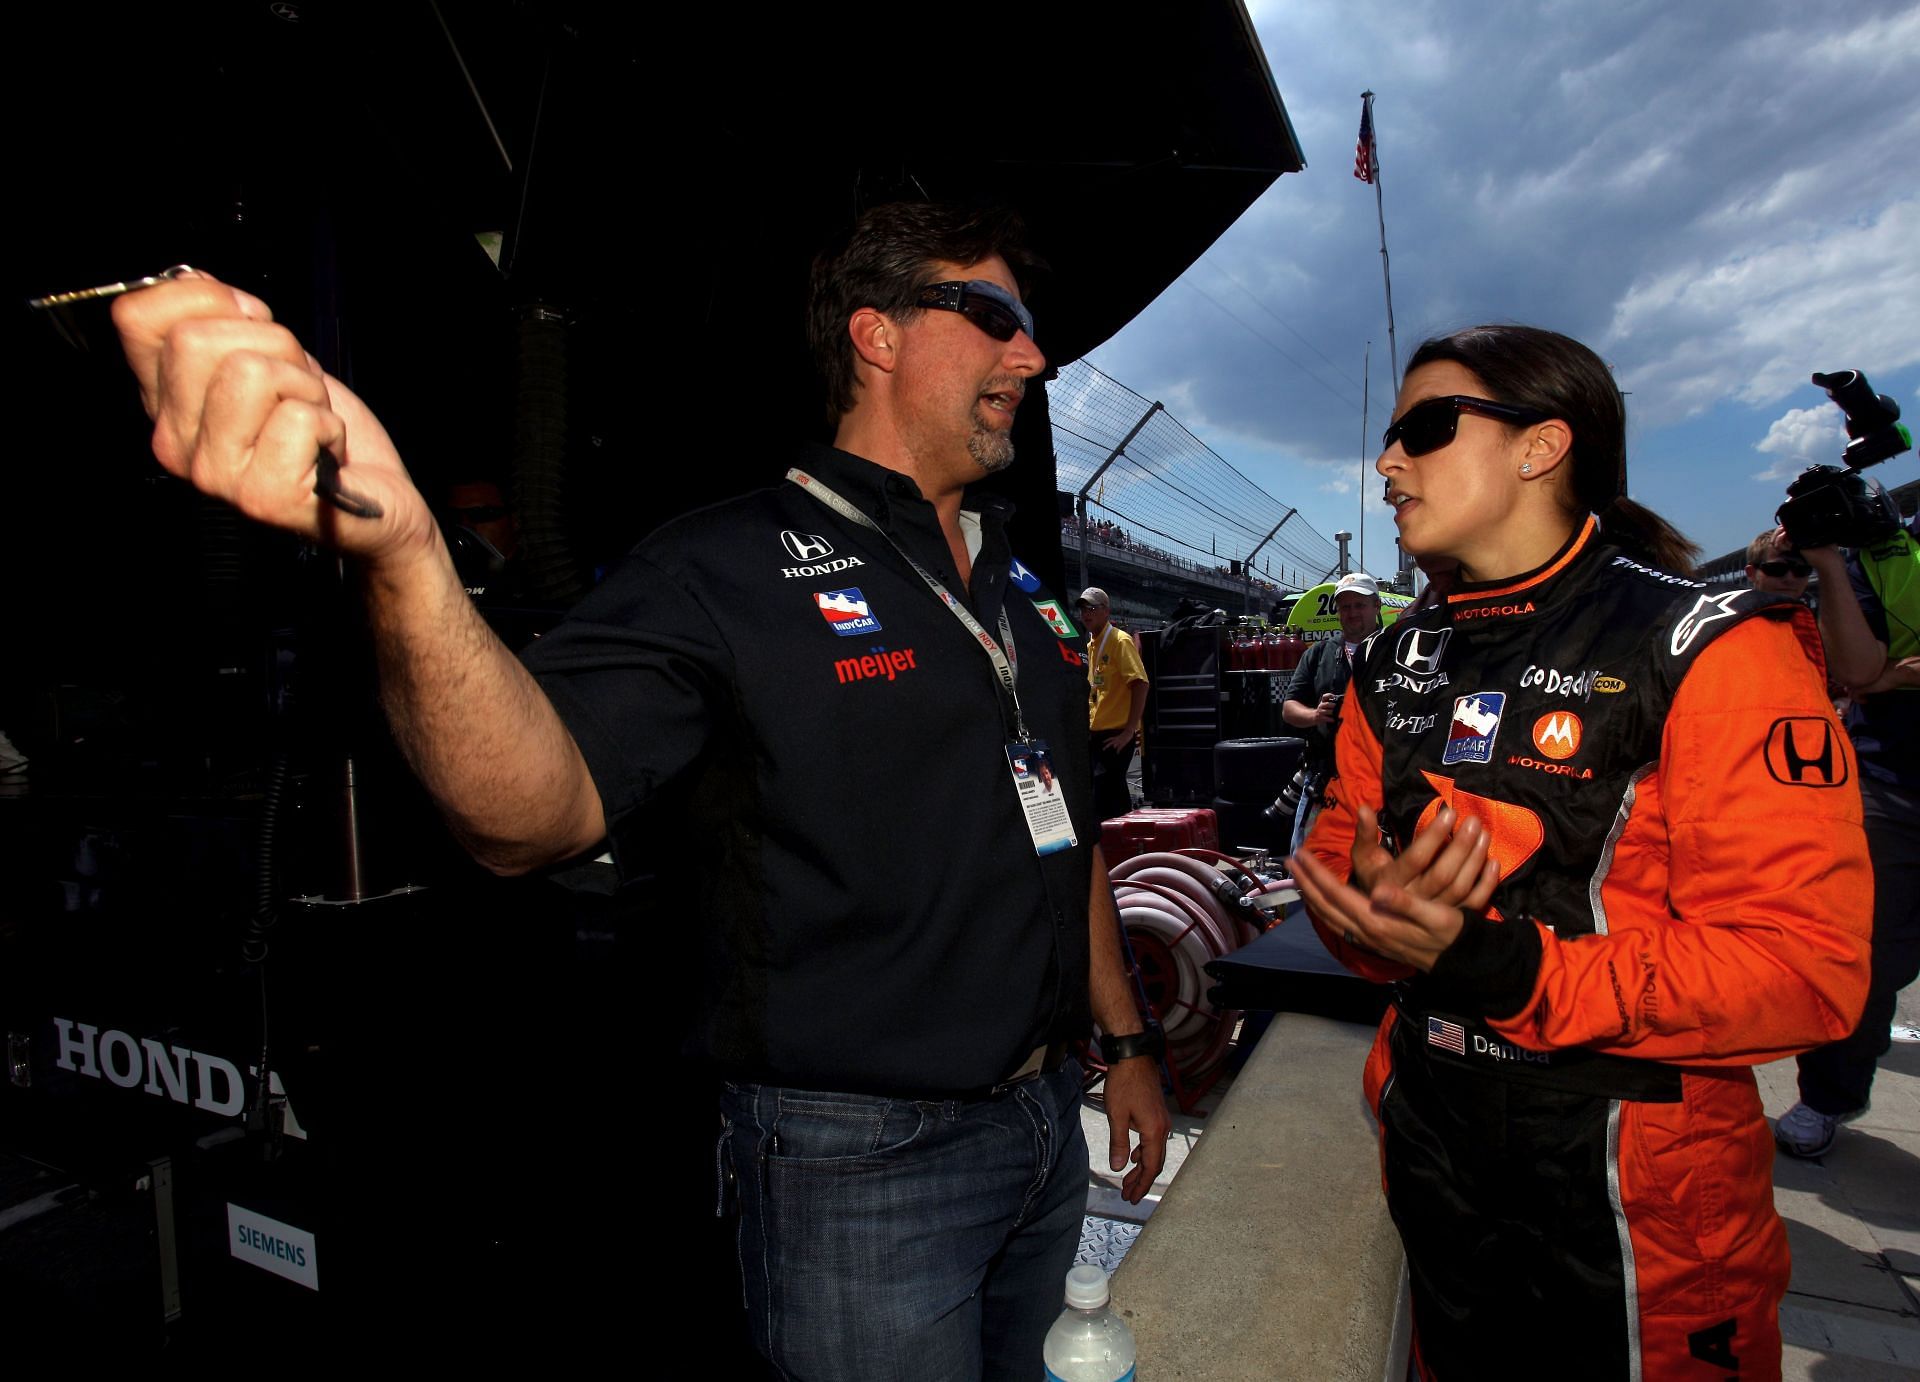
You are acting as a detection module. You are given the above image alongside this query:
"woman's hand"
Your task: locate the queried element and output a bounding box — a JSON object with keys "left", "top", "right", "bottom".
{"left": 1300, "top": 803, "right": 1500, "bottom": 971}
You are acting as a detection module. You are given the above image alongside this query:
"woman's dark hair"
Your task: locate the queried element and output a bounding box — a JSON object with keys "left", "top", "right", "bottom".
{"left": 807, "top": 203, "right": 1045, "bottom": 425}
{"left": 1406, "top": 325, "right": 1699, "bottom": 574}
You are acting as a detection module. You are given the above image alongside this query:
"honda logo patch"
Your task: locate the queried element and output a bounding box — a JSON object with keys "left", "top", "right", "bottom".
{"left": 1764, "top": 718, "right": 1849, "bottom": 787}
{"left": 781, "top": 530, "right": 835, "bottom": 561}
{"left": 1397, "top": 626, "right": 1451, "bottom": 675}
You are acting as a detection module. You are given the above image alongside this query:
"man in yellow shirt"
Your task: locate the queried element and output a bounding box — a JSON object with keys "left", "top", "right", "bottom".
{"left": 1077, "top": 587, "right": 1149, "bottom": 820}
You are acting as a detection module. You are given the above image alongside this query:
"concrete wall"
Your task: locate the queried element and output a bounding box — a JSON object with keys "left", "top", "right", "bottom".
{"left": 1113, "top": 1013, "right": 1411, "bottom": 1380}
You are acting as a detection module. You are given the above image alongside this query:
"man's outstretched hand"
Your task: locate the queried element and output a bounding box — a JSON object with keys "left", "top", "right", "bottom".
{"left": 113, "top": 271, "right": 437, "bottom": 570}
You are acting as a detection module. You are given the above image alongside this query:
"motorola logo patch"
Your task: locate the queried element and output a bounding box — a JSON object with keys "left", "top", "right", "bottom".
{"left": 1763, "top": 717, "right": 1849, "bottom": 788}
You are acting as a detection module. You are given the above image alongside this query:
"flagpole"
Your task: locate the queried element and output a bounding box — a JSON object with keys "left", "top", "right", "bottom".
{"left": 1360, "top": 339, "right": 1371, "bottom": 572}
{"left": 1360, "top": 91, "right": 1400, "bottom": 391}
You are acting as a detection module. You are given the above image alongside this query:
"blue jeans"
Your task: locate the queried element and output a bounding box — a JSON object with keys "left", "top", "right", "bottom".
{"left": 718, "top": 1061, "right": 1088, "bottom": 1381}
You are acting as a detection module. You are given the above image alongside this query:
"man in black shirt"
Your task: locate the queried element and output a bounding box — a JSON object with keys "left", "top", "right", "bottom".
{"left": 113, "top": 202, "right": 1169, "bottom": 1379}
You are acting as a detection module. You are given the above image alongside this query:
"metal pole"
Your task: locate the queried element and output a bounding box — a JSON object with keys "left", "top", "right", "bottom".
{"left": 1360, "top": 340, "right": 1370, "bottom": 573}
{"left": 1363, "top": 92, "right": 1400, "bottom": 390}
{"left": 1077, "top": 399, "right": 1163, "bottom": 593}
{"left": 1243, "top": 507, "right": 1299, "bottom": 616}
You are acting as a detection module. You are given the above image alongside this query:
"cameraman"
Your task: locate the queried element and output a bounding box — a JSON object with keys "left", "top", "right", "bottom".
{"left": 1775, "top": 502, "right": 1920, "bottom": 1157}
{"left": 1743, "top": 527, "right": 1812, "bottom": 599}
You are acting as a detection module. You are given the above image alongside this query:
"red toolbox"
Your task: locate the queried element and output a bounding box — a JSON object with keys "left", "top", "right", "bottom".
{"left": 1101, "top": 808, "right": 1220, "bottom": 863}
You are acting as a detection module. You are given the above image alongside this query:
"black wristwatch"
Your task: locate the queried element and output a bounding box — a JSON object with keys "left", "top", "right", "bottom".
{"left": 1100, "top": 1025, "right": 1166, "bottom": 1064}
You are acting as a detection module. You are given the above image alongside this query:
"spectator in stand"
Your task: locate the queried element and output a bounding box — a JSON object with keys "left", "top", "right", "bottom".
{"left": 1744, "top": 527, "right": 1812, "bottom": 599}
{"left": 1775, "top": 504, "right": 1920, "bottom": 1159}
{"left": 1077, "top": 586, "right": 1149, "bottom": 821}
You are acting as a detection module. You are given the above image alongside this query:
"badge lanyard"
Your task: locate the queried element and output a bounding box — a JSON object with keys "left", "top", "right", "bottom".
{"left": 787, "top": 468, "right": 1032, "bottom": 741}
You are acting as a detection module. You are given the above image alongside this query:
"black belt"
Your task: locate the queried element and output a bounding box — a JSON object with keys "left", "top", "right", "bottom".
{"left": 1393, "top": 1000, "right": 1684, "bottom": 1103}
{"left": 981, "top": 1039, "right": 1071, "bottom": 1099}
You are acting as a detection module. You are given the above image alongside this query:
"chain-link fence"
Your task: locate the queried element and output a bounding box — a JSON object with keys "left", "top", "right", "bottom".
{"left": 1048, "top": 359, "right": 1341, "bottom": 594}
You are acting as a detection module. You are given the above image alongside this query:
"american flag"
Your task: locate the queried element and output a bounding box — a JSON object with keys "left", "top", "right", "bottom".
{"left": 1354, "top": 96, "right": 1376, "bottom": 184}
{"left": 1427, "top": 1015, "right": 1466, "bottom": 1055}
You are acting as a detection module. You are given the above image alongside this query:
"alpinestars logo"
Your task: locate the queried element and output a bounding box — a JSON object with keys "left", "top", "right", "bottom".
{"left": 1671, "top": 590, "right": 1747, "bottom": 655}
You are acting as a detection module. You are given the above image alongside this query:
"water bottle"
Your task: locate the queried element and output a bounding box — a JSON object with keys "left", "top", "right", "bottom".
{"left": 1043, "top": 1264, "right": 1137, "bottom": 1381}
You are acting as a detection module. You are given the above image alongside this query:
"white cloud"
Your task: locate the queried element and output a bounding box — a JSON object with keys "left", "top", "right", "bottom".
{"left": 1605, "top": 197, "right": 1920, "bottom": 424}
{"left": 1752, "top": 405, "right": 1846, "bottom": 481}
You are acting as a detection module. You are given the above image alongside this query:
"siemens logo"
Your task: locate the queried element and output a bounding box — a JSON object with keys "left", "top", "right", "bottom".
{"left": 237, "top": 1224, "right": 308, "bottom": 1267}
{"left": 227, "top": 1204, "right": 319, "bottom": 1291}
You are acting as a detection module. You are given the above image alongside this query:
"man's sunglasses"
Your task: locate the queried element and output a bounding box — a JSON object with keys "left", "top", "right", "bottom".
{"left": 1756, "top": 559, "right": 1811, "bottom": 578}
{"left": 1382, "top": 395, "right": 1549, "bottom": 458}
{"left": 916, "top": 280, "right": 1034, "bottom": 343}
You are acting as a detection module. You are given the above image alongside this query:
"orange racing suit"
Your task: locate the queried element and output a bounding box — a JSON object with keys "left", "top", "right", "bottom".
{"left": 1305, "top": 518, "right": 1871, "bottom": 1381}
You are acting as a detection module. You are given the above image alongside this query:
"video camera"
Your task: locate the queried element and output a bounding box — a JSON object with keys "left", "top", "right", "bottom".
{"left": 1776, "top": 370, "right": 1912, "bottom": 549}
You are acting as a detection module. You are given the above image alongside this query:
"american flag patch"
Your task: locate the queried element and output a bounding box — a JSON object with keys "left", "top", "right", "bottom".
{"left": 1427, "top": 1016, "right": 1466, "bottom": 1055}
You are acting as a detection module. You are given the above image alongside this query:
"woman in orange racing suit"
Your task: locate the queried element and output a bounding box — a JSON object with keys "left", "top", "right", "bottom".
{"left": 1291, "top": 325, "right": 1870, "bottom": 1382}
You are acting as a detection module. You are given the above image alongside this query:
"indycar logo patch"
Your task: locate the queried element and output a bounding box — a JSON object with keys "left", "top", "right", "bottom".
{"left": 1442, "top": 692, "right": 1505, "bottom": 765}
{"left": 815, "top": 587, "right": 881, "bottom": 637}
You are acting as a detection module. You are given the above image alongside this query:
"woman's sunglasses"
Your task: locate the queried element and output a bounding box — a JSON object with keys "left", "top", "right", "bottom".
{"left": 1382, "top": 395, "right": 1549, "bottom": 458}
{"left": 915, "top": 280, "right": 1035, "bottom": 343}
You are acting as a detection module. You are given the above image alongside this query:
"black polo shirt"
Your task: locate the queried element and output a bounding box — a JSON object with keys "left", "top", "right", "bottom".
{"left": 520, "top": 444, "right": 1096, "bottom": 1095}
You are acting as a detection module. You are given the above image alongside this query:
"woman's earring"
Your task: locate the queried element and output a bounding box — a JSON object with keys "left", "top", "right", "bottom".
{"left": 1520, "top": 462, "right": 1533, "bottom": 474}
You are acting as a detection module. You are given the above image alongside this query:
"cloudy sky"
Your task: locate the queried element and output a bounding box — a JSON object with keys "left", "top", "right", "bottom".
{"left": 1079, "top": 0, "right": 1920, "bottom": 573}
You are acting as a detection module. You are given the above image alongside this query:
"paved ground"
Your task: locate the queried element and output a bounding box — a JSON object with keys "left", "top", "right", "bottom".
{"left": 1760, "top": 989, "right": 1920, "bottom": 1380}
{"left": 1081, "top": 985, "right": 1920, "bottom": 1377}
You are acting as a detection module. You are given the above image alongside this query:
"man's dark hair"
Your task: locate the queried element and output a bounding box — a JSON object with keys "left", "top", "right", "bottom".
{"left": 808, "top": 203, "right": 1044, "bottom": 424}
